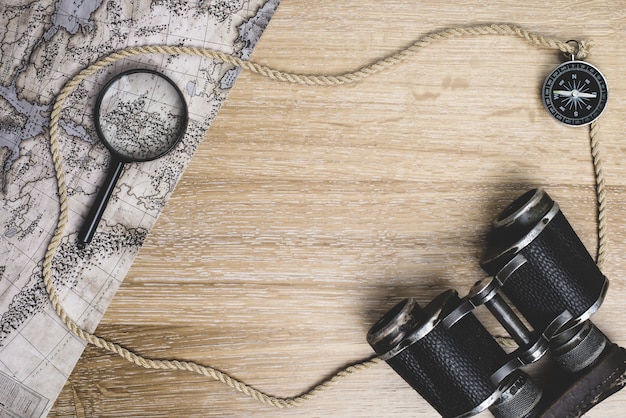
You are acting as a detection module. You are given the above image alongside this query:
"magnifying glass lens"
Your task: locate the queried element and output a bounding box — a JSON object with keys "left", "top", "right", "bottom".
{"left": 97, "top": 71, "right": 186, "bottom": 160}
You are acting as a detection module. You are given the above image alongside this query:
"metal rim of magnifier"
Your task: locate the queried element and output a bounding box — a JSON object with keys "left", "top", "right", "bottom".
{"left": 94, "top": 68, "right": 189, "bottom": 163}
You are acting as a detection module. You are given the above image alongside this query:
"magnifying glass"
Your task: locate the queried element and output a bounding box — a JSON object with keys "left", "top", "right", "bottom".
{"left": 77, "top": 69, "right": 188, "bottom": 246}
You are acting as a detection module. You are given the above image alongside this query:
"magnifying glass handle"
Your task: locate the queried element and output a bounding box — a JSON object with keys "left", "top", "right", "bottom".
{"left": 77, "top": 158, "right": 126, "bottom": 247}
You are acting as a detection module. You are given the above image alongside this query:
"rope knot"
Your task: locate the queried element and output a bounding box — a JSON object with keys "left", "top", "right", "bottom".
{"left": 564, "top": 39, "right": 594, "bottom": 60}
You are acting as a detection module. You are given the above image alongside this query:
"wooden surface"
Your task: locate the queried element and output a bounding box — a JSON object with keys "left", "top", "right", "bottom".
{"left": 50, "top": 1, "right": 626, "bottom": 416}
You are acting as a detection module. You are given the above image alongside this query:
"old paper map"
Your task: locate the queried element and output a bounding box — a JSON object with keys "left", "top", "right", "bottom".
{"left": 0, "top": 1, "right": 278, "bottom": 416}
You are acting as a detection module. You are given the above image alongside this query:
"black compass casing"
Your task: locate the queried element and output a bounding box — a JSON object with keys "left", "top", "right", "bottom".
{"left": 542, "top": 60, "right": 608, "bottom": 127}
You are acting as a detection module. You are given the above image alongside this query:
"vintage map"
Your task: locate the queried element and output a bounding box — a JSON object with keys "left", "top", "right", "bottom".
{"left": 0, "top": 0, "right": 279, "bottom": 416}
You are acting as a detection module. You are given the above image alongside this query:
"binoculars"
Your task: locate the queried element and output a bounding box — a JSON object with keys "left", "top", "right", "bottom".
{"left": 368, "top": 189, "right": 626, "bottom": 418}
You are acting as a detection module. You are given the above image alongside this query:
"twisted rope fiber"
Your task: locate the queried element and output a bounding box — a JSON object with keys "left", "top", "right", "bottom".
{"left": 44, "top": 24, "right": 601, "bottom": 407}
{"left": 590, "top": 120, "right": 608, "bottom": 269}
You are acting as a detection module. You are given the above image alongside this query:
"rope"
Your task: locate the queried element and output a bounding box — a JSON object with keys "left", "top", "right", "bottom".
{"left": 44, "top": 24, "right": 603, "bottom": 407}
{"left": 590, "top": 120, "right": 608, "bottom": 269}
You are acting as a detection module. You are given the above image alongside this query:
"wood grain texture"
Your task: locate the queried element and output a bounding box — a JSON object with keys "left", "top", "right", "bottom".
{"left": 50, "top": 1, "right": 626, "bottom": 416}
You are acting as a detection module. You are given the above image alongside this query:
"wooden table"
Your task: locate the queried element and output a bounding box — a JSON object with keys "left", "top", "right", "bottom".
{"left": 50, "top": 1, "right": 626, "bottom": 416}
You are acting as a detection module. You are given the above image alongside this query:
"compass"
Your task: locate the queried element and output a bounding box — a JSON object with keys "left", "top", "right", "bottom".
{"left": 541, "top": 60, "right": 608, "bottom": 126}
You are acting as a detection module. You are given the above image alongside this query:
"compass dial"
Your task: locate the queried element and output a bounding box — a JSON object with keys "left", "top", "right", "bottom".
{"left": 542, "top": 60, "right": 608, "bottom": 126}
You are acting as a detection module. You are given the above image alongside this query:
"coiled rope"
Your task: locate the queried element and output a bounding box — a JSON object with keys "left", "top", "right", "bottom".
{"left": 44, "top": 24, "right": 605, "bottom": 407}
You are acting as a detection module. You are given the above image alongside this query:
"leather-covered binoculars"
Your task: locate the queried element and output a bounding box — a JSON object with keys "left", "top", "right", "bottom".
{"left": 368, "top": 189, "right": 626, "bottom": 417}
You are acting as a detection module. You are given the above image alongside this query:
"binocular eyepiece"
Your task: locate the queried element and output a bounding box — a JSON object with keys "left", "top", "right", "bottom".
{"left": 368, "top": 188, "right": 624, "bottom": 418}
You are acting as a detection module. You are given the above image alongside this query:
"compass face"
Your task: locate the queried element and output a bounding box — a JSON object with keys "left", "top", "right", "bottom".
{"left": 542, "top": 60, "right": 608, "bottom": 126}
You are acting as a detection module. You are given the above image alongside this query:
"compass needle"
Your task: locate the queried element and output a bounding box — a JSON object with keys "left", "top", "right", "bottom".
{"left": 553, "top": 90, "right": 574, "bottom": 97}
